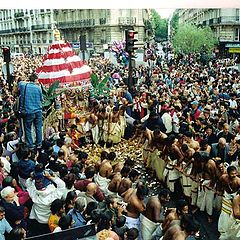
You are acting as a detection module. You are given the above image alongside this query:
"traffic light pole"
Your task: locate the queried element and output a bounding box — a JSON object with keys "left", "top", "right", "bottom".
{"left": 128, "top": 54, "right": 133, "bottom": 89}
{"left": 6, "top": 61, "right": 12, "bottom": 92}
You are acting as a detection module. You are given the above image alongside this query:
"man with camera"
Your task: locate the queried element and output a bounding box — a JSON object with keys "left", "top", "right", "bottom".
{"left": 18, "top": 73, "right": 43, "bottom": 150}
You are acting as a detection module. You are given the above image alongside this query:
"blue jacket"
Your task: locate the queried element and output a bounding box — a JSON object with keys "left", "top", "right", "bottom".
{"left": 67, "top": 209, "right": 86, "bottom": 228}
{"left": 18, "top": 159, "right": 36, "bottom": 179}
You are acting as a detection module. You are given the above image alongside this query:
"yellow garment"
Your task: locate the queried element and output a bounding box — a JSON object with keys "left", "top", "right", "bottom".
{"left": 48, "top": 213, "right": 60, "bottom": 232}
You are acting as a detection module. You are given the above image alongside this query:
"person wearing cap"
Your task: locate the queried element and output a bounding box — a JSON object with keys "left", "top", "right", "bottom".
{"left": 18, "top": 73, "right": 43, "bottom": 150}
{"left": 190, "top": 100, "right": 201, "bottom": 121}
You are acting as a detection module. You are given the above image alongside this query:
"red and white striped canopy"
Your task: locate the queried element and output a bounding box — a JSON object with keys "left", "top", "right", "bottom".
{"left": 36, "top": 40, "right": 91, "bottom": 87}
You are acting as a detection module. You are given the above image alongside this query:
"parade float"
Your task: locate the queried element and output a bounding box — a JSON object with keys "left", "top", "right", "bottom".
{"left": 35, "top": 28, "right": 92, "bottom": 132}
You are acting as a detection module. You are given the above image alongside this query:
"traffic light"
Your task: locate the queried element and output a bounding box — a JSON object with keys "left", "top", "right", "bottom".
{"left": 125, "top": 30, "right": 138, "bottom": 54}
{"left": 79, "top": 35, "right": 87, "bottom": 51}
{"left": 2, "top": 47, "right": 11, "bottom": 63}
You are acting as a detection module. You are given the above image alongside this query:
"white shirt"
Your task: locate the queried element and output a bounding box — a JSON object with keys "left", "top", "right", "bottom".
{"left": 229, "top": 99, "right": 237, "bottom": 109}
{"left": 6, "top": 139, "right": 19, "bottom": 162}
{"left": 161, "top": 112, "right": 173, "bottom": 134}
{"left": 26, "top": 177, "right": 66, "bottom": 224}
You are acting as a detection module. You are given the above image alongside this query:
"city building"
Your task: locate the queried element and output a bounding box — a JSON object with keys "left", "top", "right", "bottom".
{"left": 177, "top": 8, "right": 240, "bottom": 56}
{"left": 0, "top": 9, "right": 150, "bottom": 55}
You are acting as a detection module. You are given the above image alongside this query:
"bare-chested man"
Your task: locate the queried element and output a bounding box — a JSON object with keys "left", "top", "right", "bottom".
{"left": 196, "top": 158, "right": 225, "bottom": 222}
{"left": 224, "top": 193, "right": 240, "bottom": 239}
{"left": 123, "top": 181, "right": 149, "bottom": 232}
{"left": 163, "top": 213, "right": 200, "bottom": 240}
{"left": 178, "top": 144, "right": 195, "bottom": 200}
{"left": 140, "top": 189, "right": 170, "bottom": 240}
{"left": 98, "top": 107, "right": 109, "bottom": 144}
{"left": 218, "top": 165, "right": 240, "bottom": 238}
{"left": 184, "top": 131, "right": 200, "bottom": 151}
{"left": 94, "top": 159, "right": 113, "bottom": 196}
{"left": 108, "top": 106, "right": 121, "bottom": 144}
{"left": 162, "top": 199, "right": 189, "bottom": 233}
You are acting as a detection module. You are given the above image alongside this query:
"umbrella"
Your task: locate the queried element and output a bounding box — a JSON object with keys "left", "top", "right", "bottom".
{"left": 36, "top": 40, "right": 91, "bottom": 88}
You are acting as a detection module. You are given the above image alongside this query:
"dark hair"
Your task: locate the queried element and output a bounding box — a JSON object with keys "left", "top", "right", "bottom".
{"left": 116, "top": 215, "right": 126, "bottom": 228}
{"left": 85, "top": 201, "right": 98, "bottom": 217}
{"left": 59, "top": 165, "right": 69, "bottom": 179}
{"left": 10, "top": 226, "right": 25, "bottom": 240}
{"left": 158, "top": 188, "right": 170, "bottom": 199}
{"left": 227, "top": 165, "right": 237, "bottom": 175}
{"left": 176, "top": 199, "right": 188, "bottom": 213}
{"left": 124, "top": 158, "right": 135, "bottom": 167}
{"left": 78, "top": 151, "right": 88, "bottom": 161}
{"left": 63, "top": 173, "right": 77, "bottom": 189}
{"left": 136, "top": 181, "right": 149, "bottom": 199}
{"left": 184, "top": 131, "right": 193, "bottom": 138}
{"left": 19, "top": 147, "right": 30, "bottom": 160}
{"left": 50, "top": 199, "right": 64, "bottom": 215}
{"left": 129, "top": 169, "right": 141, "bottom": 181}
{"left": 29, "top": 73, "right": 38, "bottom": 82}
{"left": 58, "top": 149, "right": 65, "bottom": 158}
{"left": 120, "top": 166, "right": 131, "bottom": 176}
{"left": 90, "top": 208, "right": 102, "bottom": 223}
{"left": 108, "top": 151, "right": 116, "bottom": 161}
{"left": 105, "top": 195, "right": 117, "bottom": 208}
{"left": 181, "top": 213, "right": 200, "bottom": 234}
{"left": 58, "top": 215, "right": 72, "bottom": 230}
{"left": 85, "top": 166, "right": 96, "bottom": 179}
{"left": 97, "top": 209, "right": 113, "bottom": 232}
{"left": 127, "top": 228, "right": 139, "bottom": 240}
{"left": 100, "top": 151, "right": 109, "bottom": 161}
{"left": 181, "top": 144, "right": 189, "bottom": 153}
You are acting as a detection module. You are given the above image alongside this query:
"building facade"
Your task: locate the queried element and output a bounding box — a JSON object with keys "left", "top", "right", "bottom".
{"left": 177, "top": 8, "right": 240, "bottom": 56}
{"left": 0, "top": 9, "right": 150, "bottom": 55}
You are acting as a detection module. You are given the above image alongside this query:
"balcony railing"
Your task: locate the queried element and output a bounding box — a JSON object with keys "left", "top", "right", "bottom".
{"left": 14, "top": 12, "right": 24, "bottom": 18}
{"left": 118, "top": 17, "right": 136, "bottom": 26}
{"left": 203, "top": 16, "right": 240, "bottom": 26}
{"left": 31, "top": 24, "right": 52, "bottom": 31}
{"left": 58, "top": 19, "right": 95, "bottom": 29}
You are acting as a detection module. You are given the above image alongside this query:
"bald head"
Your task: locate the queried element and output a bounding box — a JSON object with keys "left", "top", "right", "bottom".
{"left": 219, "top": 137, "right": 226, "bottom": 148}
{"left": 86, "top": 182, "right": 97, "bottom": 195}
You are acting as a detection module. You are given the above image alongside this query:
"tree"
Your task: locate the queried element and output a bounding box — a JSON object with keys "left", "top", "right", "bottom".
{"left": 172, "top": 23, "right": 218, "bottom": 55}
{"left": 170, "top": 11, "right": 179, "bottom": 37}
{"left": 151, "top": 10, "right": 168, "bottom": 41}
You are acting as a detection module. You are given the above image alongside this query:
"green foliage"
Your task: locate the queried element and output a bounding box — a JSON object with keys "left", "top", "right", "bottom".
{"left": 170, "top": 12, "right": 179, "bottom": 36}
{"left": 172, "top": 23, "right": 218, "bottom": 55}
{"left": 151, "top": 10, "right": 168, "bottom": 41}
{"left": 41, "top": 80, "right": 64, "bottom": 108}
{"left": 90, "top": 73, "right": 110, "bottom": 98}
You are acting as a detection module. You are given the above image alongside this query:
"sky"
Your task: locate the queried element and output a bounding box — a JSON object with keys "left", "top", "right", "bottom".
{"left": 1, "top": 0, "right": 239, "bottom": 9}
{"left": 156, "top": 9, "right": 176, "bottom": 19}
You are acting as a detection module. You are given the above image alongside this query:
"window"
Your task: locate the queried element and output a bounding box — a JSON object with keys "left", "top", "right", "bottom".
{"left": 235, "top": 28, "right": 240, "bottom": 41}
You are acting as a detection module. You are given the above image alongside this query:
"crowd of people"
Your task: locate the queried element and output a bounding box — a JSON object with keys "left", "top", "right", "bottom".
{"left": 0, "top": 49, "right": 239, "bottom": 240}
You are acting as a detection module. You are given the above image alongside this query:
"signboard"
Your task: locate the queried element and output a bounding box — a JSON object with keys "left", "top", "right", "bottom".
{"left": 226, "top": 43, "right": 240, "bottom": 48}
{"left": 71, "top": 42, "right": 94, "bottom": 50}
{"left": 229, "top": 48, "right": 240, "bottom": 53}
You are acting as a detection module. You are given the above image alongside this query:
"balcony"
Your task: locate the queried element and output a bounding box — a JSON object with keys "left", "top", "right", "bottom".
{"left": 118, "top": 17, "right": 136, "bottom": 26}
{"left": 0, "top": 29, "right": 11, "bottom": 35}
{"left": 14, "top": 12, "right": 24, "bottom": 19}
{"left": 31, "top": 24, "right": 52, "bottom": 31}
{"left": 203, "top": 16, "right": 240, "bottom": 26}
{"left": 58, "top": 19, "right": 95, "bottom": 29}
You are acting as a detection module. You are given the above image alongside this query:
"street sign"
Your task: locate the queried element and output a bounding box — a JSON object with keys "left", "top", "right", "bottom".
{"left": 2, "top": 62, "right": 14, "bottom": 75}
